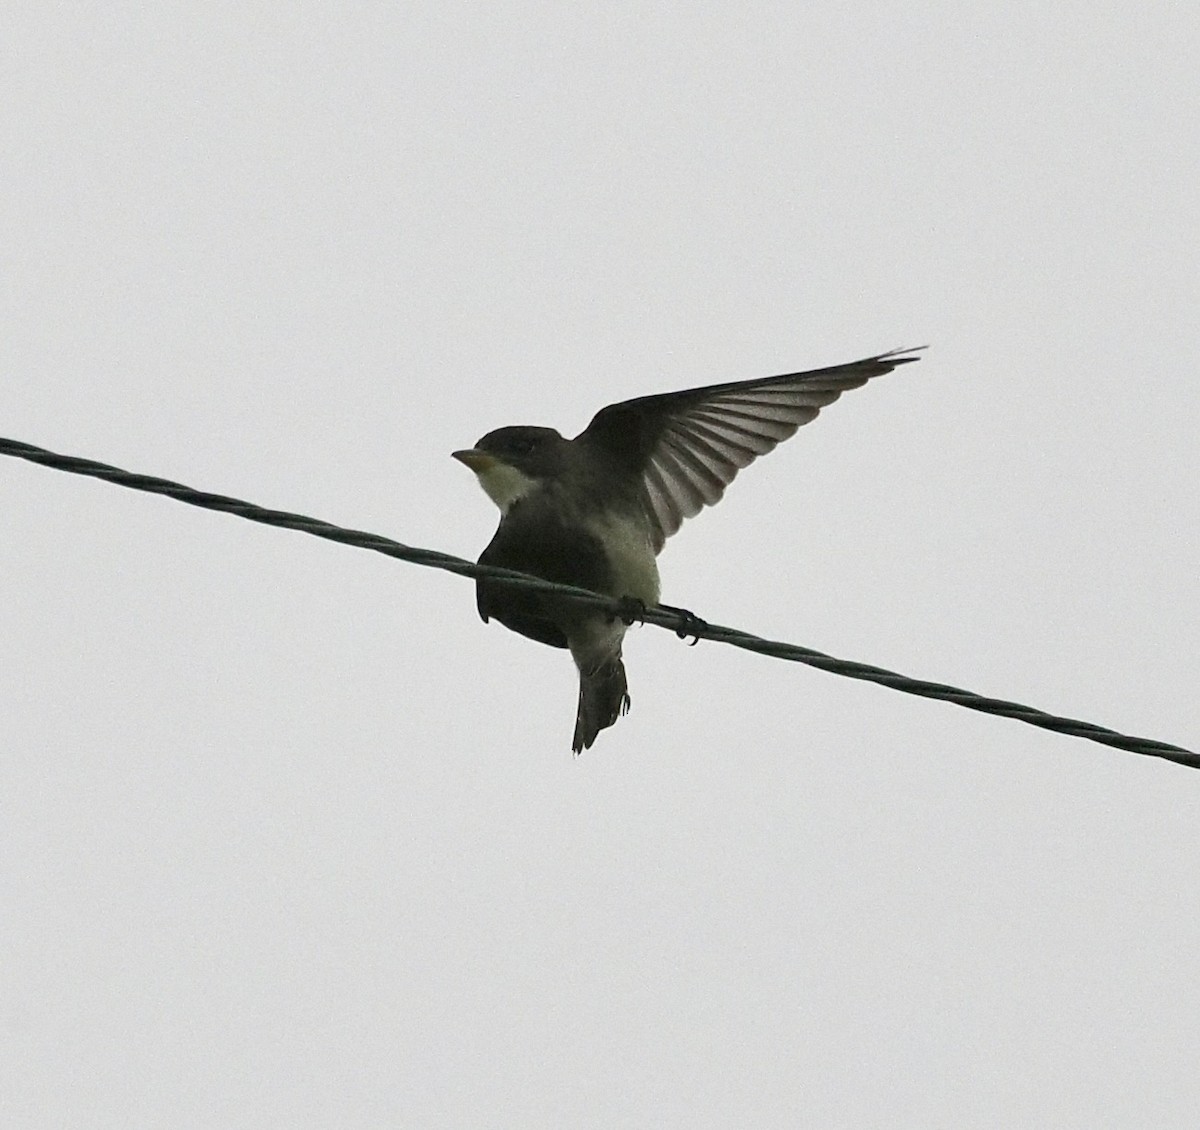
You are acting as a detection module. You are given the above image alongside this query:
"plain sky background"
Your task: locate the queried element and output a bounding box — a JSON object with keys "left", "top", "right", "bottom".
{"left": 3, "top": 3, "right": 1199, "bottom": 1126}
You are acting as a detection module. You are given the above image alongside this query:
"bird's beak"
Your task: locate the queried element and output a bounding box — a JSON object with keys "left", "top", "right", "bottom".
{"left": 452, "top": 448, "right": 496, "bottom": 473}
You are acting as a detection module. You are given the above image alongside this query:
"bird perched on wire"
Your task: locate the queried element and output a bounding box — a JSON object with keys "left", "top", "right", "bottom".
{"left": 454, "top": 347, "right": 920, "bottom": 753}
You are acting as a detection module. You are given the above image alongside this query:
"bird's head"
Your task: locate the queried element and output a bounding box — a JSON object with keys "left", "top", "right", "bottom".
{"left": 452, "top": 426, "right": 568, "bottom": 512}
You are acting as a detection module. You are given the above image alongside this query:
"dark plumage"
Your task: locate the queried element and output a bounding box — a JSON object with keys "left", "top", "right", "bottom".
{"left": 454, "top": 348, "right": 921, "bottom": 751}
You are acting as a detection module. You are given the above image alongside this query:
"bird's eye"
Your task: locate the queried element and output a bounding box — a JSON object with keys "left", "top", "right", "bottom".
{"left": 509, "top": 437, "right": 535, "bottom": 456}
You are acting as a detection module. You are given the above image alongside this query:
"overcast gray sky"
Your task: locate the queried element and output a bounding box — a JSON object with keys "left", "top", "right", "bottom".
{"left": 4, "top": 3, "right": 1199, "bottom": 1127}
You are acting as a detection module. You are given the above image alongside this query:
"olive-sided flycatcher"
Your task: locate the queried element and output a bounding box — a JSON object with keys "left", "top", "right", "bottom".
{"left": 454, "top": 348, "right": 919, "bottom": 753}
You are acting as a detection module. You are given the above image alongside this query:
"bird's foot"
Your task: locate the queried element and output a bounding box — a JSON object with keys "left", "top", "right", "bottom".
{"left": 657, "top": 603, "right": 707, "bottom": 645}
{"left": 610, "top": 597, "right": 706, "bottom": 644}
{"left": 612, "top": 596, "right": 647, "bottom": 626}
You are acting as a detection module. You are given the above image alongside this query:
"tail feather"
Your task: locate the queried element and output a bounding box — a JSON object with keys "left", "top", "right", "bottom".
{"left": 572, "top": 656, "right": 630, "bottom": 754}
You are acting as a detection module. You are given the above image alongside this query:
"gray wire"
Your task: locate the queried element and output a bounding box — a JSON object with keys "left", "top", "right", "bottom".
{"left": 3, "top": 435, "right": 1195, "bottom": 770}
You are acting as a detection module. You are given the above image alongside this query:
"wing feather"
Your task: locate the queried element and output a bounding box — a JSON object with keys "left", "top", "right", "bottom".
{"left": 578, "top": 349, "right": 922, "bottom": 551}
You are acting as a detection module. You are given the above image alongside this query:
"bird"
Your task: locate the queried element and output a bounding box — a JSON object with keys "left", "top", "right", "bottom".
{"left": 453, "top": 347, "right": 920, "bottom": 753}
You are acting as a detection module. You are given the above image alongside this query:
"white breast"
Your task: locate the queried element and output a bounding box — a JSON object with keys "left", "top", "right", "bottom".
{"left": 584, "top": 510, "right": 661, "bottom": 606}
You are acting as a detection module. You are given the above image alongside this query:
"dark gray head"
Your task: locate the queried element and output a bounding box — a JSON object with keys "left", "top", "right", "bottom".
{"left": 452, "top": 425, "right": 570, "bottom": 512}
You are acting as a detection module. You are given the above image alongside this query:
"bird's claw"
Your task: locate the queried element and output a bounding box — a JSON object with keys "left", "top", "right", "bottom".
{"left": 613, "top": 596, "right": 647, "bottom": 626}
{"left": 657, "top": 603, "right": 707, "bottom": 645}
{"left": 611, "top": 598, "right": 706, "bottom": 644}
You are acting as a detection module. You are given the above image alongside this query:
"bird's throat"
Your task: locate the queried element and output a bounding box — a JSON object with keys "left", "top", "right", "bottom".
{"left": 474, "top": 462, "right": 539, "bottom": 512}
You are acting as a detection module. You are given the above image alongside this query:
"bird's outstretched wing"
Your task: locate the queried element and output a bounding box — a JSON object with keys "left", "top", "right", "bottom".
{"left": 577, "top": 349, "right": 922, "bottom": 552}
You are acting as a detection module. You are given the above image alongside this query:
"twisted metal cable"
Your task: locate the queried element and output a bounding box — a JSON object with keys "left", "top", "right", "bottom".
{"left": 3, "top": 435, "right": 1196, "bottom": 771}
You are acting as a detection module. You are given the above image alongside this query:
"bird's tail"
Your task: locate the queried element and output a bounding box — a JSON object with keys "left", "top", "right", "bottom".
{"left": 572, "top": 652, "right": 631, "bottom": 754}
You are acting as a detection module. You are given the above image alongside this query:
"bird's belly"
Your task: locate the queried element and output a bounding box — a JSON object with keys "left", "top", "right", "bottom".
{"left": 583, "top": 510, "right": 661, "bottom": 606}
